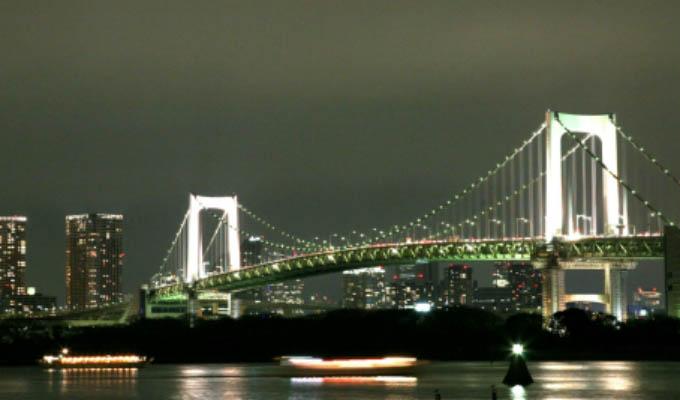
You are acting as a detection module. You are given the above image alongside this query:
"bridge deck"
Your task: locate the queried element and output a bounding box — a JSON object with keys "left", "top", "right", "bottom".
{"left": 151, "top": 235, "right": 664, "bottom": 300}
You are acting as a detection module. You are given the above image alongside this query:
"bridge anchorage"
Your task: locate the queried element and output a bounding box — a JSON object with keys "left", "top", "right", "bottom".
{"left": 146, "top": 110, "right": 680, "bottom": 323}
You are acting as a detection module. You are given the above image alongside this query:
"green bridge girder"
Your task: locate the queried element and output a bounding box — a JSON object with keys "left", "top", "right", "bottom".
{"left": 152, "top": 235, "right": 665, "bottom": 300}
{"left": 554, "top": 235, "right": 664, "bottom": 260}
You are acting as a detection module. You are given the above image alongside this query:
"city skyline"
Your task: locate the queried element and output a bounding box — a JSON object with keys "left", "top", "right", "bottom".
{"left": 2, "top": 2, "right": 680, "bottom": 304}
{"left": 1, "top": 210, "right": 667, "bottom": 307}
{"left": 4, "top": 3, "right": 680, "bottom": 399}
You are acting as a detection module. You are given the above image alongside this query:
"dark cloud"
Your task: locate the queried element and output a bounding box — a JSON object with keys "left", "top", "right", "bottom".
{"left": 1, "top": 1, "right": 679, "bottom": 302}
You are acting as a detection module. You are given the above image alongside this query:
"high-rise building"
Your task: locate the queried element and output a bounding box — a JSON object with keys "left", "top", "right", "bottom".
{"left": 442, "top": 264, "right": 474, "bottom": 306}
{"left": 65, "top": 214, "right": 124, "bottom": 310}
{"left": 494, "top": 261, "right": 542, "bottom": 313}
{"left": 263, "top": 279, "right": 304, "bottom": 305}
{"left": 341, "top": 267, "right": 387, "bottom": 309}
{"left": 241, "top": 236, "right": 264, "bottom": 266}
{"left": 0, "top": 216, "right": 27, "bottom": 298}
{"left": 385, "top": 264, "right": 440, "bottom": 309}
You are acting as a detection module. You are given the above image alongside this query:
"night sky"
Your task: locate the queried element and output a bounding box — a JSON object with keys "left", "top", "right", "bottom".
{"left": 2, "top": 1, "right": 680, "bottom": 303}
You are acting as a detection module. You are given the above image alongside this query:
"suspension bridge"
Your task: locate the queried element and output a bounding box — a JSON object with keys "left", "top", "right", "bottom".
{"left": 147, "top": 111, "right": 680, "bottom": 322}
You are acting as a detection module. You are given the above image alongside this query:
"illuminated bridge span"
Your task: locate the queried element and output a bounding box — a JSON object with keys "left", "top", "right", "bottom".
{"left": 149, "top": 111, "right": 680, "bottom": 322}
{"left": 154, "top": 235, "right": 665, "bottom": 295}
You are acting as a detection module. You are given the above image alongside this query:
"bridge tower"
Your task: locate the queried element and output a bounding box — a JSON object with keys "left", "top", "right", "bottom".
{"left": 544, "top": 111, "right": 623, "bottom": 240}
{"left": 541, "top": 111, "right": 633, "bottom": 322}
{"left": 186, "top": 194, "right": 241, "bottom": 283}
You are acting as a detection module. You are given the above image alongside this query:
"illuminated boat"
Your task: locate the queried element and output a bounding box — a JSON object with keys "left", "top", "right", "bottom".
{"left": 280, "top": 356, "right": 421, "bottom": 376}
{"left": 40, "top": 349, "right": 152, "bottom": 369}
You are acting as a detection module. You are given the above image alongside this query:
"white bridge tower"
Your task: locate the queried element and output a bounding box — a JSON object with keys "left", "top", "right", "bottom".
{"left": 545, "top": 111, "right": 624, "bottom": 239}
{"left": 186, "top": 194, "right": 241, "bottom": 283}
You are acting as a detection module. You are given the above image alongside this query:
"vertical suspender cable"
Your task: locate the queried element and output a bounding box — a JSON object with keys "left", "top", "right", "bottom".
{"left": 590, "top": 136, "right": 597, "bottom": 235}
{"left": 537, "top": 132, "right": 543, "bottom": 237}
{"left": 620, "top": 129, "right": 628, "bottom": 234}
{"left": 499, "top": 156, "right": 508, "bottom": 238}
{"left": 519, "top": 145, "right": 525, "bottom": 236}
{"left": 484, "top": 173, "right": 489, "bottom": 238}
{"left": 528, "top": 137, "right": 534, "bottom": 237}
{"left": 510, "top": 151, "right": 516, "bottom": 236}
{"left": 581, "top": 146, "right": 587, "bottom": 234}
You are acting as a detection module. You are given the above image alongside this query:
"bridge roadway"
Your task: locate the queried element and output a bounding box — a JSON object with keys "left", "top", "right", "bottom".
{"left": 152, "top": 235, "right": 665, "bottom": 300}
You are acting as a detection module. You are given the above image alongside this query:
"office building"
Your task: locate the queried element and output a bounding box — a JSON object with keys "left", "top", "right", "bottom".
{"left": 385, "top": 264, "right": 440, "bottom": 309}
{"left": 263, "top": 279, "right": 304, "bottom": 305}
{"left": 494, "top": 261, "right": 542, "bottom": 313}
{"left": 341, "top": 267, "right": 388, "bottom": 309}
{"left": 442, "top": 264, "right": 474, "bottom": 306}
{"left": 473, "top": 286, "right": 514, "bottom": 313}
{"left": 65, "top": 213, "right": 124, "bottom": 310}
{"left": 1, "top": 287, "right": 56, "bottom": 315}
{"left": 0, "top": 216, "right": 27, "bottom": 298}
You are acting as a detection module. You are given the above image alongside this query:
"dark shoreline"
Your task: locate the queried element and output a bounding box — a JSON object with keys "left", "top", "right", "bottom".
{"left": 2, "top": 308, "right": 679, "bottom": 366}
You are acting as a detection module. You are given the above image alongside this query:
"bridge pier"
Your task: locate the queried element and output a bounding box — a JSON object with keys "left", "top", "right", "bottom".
{"left": 541, "top": 266, "right": 565, "bottom": 322}
{"left": 536, "top": 258, "right": 635, "bottom": 322}
{"left": 604, "top": 266, "right": 627, "bottom": 321}
{"left": 187, "top": 289, "right": 198, "bottom": 328}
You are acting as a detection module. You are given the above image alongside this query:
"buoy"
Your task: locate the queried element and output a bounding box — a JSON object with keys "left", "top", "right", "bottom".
{"left": 502, "top": 344, "right": 533, "bottom": 387}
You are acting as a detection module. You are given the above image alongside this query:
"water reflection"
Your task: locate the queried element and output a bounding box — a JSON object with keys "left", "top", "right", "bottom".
{"left": 177, "top": 365, "right": 249, "bottom": 400}
{"left": 601, "top": 375, "right": 634, "bottom": 391}
{"left": 180, "top": 367, "right": 209, "bottom": 376}
{"left": 543, "top": 380, "right": 588, "bottom": 391}
{"left": 51, "top": 368, "right": 138, "bottom": 397}
{"left": 510, "top": 385, "right": 526, "bottom": 399}
{"left": 591, "top": 361, "right": 633, "bottom": 371}
{"left": 539, "top": 362, "right": 586, "bottom": 371}
{"left": 1, "top": 361, "right": 669, "bottom": 399}
{"left": 179, "top": 365, "right": 247, "bottom": 377}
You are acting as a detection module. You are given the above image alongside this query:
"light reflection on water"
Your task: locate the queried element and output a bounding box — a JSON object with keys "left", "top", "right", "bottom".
{"left": 46, "top": 368, "right": 139, "bottom": 398}
{"left": 511, "top": 385, "right": 526, "bottom": 399}
{"left": 1, "top": 361, "right": 679, "bottom": 399}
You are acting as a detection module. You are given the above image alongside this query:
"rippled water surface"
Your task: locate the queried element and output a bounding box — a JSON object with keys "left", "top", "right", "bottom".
{"left": 1, "top": 361, "right": 679, "bottom": 399}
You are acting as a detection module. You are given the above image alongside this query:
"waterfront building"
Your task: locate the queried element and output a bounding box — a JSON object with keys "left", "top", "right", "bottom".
{"left": 234, "top": 279, "right": 305, "bottom": 316}
{"left": 494, "top": 261, "right": 542, "bottom": 313}
{"left": 385, "top": 264, "right": 440, "bottom": 309}
{"left": 341, "top": 267, "right": 387, "bottom": 309}
{"left": 0, "top": 216, "right": 27, "bottom": 298}
{"left": 473, "top": 286, "right": 514, "bottom": 313}
{"left": 263, "top": 279, "right": 304, "bottom": 305}
{"left": 1, "top": 288, "right": 56, "bottom": 315}
{"left": 441, "top": 264, "right": 474, "bottom": 306}
{"left": 65, "top": 214, "right": 124, "bottom": 310}
{"left": 307, "top": 292, "right": 334, "bottom": 306}
{"left": 632, "top": 287, "right": 664, "bottom": 317}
